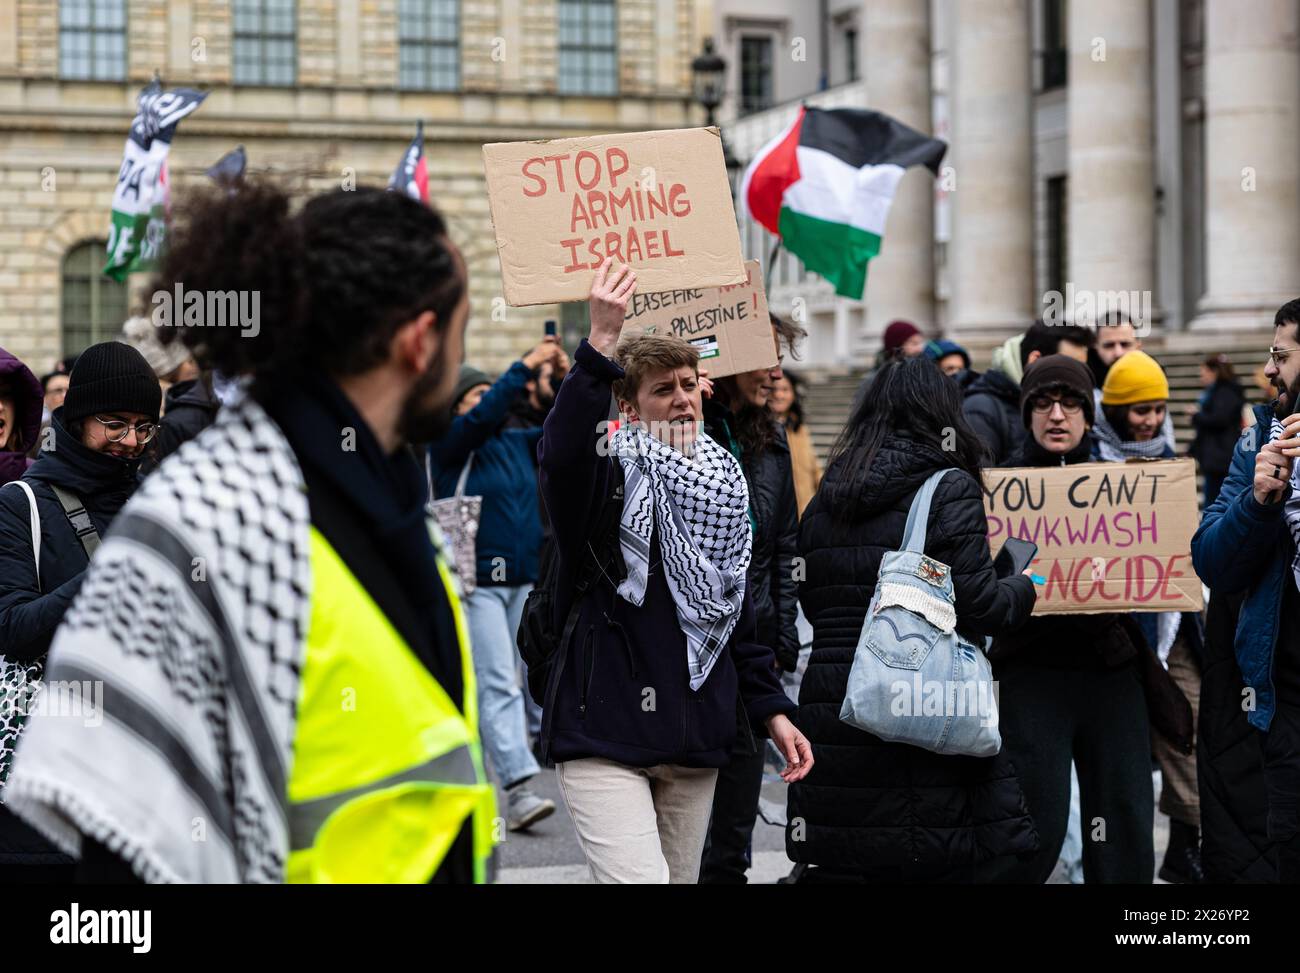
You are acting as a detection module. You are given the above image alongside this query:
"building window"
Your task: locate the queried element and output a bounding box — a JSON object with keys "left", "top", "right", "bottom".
{"left": 740, "top": 36, "right": 774, "bottom": 115}
{"left": 61, "top": 242, "right": 128, "bottom": 356}
{"left": 1045, "top": 175, "right": 1068, "bottom": 296}
{"left": 399, "top": 0, "right": 460, "bottom": 91}
{"left": 59, "top": 0, "right": 127, "bottom": 81}
{"left": 1041, "top": 0, "right": 1067, "bottom": 90}
{"left": 845, "top": 28, "right": 859, "bottom": 83}
{"left": 558, "top": 0, "right": 618, "bottom": 96}
{"left": 233, "top": 0, "right": 296, "bottom": 86}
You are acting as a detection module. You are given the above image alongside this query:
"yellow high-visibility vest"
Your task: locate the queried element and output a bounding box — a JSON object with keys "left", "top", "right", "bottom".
{"left": 285, "top": 527, "right": 496, "bottom": 883}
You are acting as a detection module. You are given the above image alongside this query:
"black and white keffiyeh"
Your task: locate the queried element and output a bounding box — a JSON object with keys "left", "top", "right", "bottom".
{"left": 610, "top": 423, "right": 752, "bottom": 691}
{"left": 1269, "top": 417, "right": 1300, "bottom": 592}
{"left": 1092, "top": 403, "right": 1175, "bottom": 461}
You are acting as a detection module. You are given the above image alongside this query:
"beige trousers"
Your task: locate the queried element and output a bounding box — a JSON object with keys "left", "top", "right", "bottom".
{"left": 556, "top": 757, "right": 719, "bottom": 884}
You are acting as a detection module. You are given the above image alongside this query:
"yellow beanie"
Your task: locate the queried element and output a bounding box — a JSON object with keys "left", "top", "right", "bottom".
{"left": 1102, "top": 350, "right": 1169, "bottom": 405}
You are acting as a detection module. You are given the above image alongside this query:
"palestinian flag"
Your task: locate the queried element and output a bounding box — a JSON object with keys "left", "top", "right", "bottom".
{"left": 389, "top": 120, "right": 429, "bottom": 204}
{"left": 104, "top": 80, "right": 207, "bottom": 282}
{"left": 741, "top": 107, "right": 946, "bottom": 299}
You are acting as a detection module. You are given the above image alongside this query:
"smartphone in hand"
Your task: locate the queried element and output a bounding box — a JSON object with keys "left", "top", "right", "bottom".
{"left": 994, "top": 537, "right": 1038, "bottom": 579}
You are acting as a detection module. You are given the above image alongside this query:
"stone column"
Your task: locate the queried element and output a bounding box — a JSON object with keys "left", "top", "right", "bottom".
{"left": 1067, "top": 0, "right": 1155, "bottom": 323}
{"left": 949, "top": 0, "right": 1035, "bottom": 341}
{"left": 1190, "top": 0, "right": 1300, "bottom": 333}
{"left": 863, "top": 0, "right": 936, "bottom": 336}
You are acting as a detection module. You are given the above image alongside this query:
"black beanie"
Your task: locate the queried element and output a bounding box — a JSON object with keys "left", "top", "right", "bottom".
{"left": 1019, "top": 354, "right": 1095, "bottom": 427}
{"left": 451, "top": 365, "right": 491, "bottom": 410}
{"left": 63, "top": 341, "right": 163, "bottom": 424}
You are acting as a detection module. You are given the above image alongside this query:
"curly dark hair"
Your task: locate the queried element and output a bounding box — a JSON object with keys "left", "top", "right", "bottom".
{"left": 150, "top": 180, "right": 466, "bottom": 388}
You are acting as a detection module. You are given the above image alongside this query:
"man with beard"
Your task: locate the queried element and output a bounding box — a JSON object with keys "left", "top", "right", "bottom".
{"left": 3, "top": 182, "right": 496, "bottom": 883}
{"left": 1193, "top": 298, "right": 1300, "bottom": 883}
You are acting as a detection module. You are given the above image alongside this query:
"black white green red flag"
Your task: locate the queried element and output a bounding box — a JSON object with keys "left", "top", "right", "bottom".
{"left": 103, "top": 80, "right": 207, "bottom": 282}
{"left": 741, "top": 107, "right": 946, "bottom": 299}
{"left": 389, "top": 120, "right": 429, "bottom": 204}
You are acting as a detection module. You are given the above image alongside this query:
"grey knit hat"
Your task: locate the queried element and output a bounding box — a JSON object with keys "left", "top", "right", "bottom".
{"left": 119, "top": 315, "right": 192, "bottom": 380}
{"left": 451, "top": 365, "right": 491, "bottom": 409}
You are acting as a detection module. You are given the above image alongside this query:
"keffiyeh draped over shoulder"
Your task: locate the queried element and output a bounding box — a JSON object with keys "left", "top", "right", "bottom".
{"left": 2, "top": 396, "right": 311, "bottom": 883}
{"left": 610, "top": 423, "right": 752, "bottom": 690}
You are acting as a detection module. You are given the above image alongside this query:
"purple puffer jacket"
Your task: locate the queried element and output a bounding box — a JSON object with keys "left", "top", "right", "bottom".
{"left": 0, "top": 347, "right": 42, "bottom": 484}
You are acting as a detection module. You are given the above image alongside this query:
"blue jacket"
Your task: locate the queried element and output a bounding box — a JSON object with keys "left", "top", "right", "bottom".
{"left": 1191, "top": 404, "right": 1291, "bottom": 731}
{"left": 429, "top": 361, "right": 543, "bottom": 587}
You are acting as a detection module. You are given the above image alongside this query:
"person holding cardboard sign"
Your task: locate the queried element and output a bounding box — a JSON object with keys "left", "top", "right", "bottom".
{"left": 980, "top": 355, "right": 1192, "bottom": 885}
{"left": 526, "top": 258, "right": 811, "bottom": 884}
{"left": 1096, "top": 350, "right": 1207, "bottom": 884}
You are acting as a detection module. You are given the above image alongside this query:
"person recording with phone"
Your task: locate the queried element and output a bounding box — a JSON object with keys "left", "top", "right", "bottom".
{"left": 1193, "top": 298, "right": 1300, "bottom": 883}
{"left": 979, "top": 355, "right": 1191, "bottom": 884}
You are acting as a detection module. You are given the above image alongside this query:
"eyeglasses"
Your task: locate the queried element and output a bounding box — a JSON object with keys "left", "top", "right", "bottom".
{"left": 1029, "top": 394, "right": 1085, "bottom": 416}
{"left": 1269, "top": 347, "right": 1298, "bottom": 367}
{"left": 93, "top": 415, "right": 158, "bottom": 445}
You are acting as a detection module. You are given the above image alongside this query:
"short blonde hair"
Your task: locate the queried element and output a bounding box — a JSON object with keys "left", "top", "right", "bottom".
{"left": 612, "top": 331, "right": 699, "bottom": 402}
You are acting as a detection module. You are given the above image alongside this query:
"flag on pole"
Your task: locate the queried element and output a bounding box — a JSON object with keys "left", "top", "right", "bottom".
{"left": 740, "top": 107, "right": 946, "bottom": 300}
{"left": 206, "top": 145, "right": 247, "bottom": 188}
{"left": 103, "top": 80, "right": 207, "bottom": 282}
{"left": 388, "top": 120, "right": 429, "bottom": 204}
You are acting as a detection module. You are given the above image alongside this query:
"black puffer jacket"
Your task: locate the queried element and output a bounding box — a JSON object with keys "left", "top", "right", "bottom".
{"left": 703, "top": 400, "right": 800, "bottom": 671}
{"left": 787, "top": 433, "right": 1038, "bottom": 875}
{"left": 963, "top": 369, "right": 1021, "bottom": 465}
{"left": 1190, "top": 379, "right": 1246, "bottom": 478}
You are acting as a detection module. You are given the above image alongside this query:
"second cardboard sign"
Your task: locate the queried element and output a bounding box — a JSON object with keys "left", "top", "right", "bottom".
{"left": 619, "top": 259, "right": 777, "bottom": 379}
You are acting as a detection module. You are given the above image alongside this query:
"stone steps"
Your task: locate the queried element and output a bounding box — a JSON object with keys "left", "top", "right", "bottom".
{"left": 795, "top": 338, "right": 1272, "bottom": 469}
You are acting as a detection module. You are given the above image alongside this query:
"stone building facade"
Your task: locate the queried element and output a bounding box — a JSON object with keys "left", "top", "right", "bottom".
{"left": 0, "top": 0, "right": 705, "bottom": 374}
{"left": 716, "top": 0, "right": 1298, "bottom": 367}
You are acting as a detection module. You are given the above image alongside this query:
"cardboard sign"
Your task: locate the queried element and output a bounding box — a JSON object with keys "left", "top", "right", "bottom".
{"left": 983, "top": 459, "right": 1204, "bottom": 615}
{"left": 617, "top": 259, "right": 776, "bottom": 379}
{"left": 482, "top": 127, "right": 747, "bottom": 306}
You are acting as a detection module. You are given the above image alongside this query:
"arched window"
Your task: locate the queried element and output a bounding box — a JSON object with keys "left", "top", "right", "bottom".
{"left": 61, "top": 241, "right": 128, "bottom": 355}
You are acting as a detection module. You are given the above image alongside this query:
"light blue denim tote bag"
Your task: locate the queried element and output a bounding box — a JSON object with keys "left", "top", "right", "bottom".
{"left": 838, "top": 468, "right": 1001, "bottom": 757}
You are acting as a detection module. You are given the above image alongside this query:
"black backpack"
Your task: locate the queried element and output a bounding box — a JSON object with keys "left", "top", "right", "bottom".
{"left": 517, "top": 459, "right": 625, "bottom": 696}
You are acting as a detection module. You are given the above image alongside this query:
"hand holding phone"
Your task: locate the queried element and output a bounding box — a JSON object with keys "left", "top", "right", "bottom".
{"left": 994, "top": 537, "right": 1038, "bottom": 579}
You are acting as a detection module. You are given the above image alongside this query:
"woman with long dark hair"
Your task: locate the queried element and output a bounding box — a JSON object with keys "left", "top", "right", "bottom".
{"left": 787, "top": 355, "right": 1038, "bottom": 882}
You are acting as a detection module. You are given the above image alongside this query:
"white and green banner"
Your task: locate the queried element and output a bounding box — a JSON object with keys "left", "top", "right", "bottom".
{"left": 104, "top": 80, "right": 207, "bottom": 282}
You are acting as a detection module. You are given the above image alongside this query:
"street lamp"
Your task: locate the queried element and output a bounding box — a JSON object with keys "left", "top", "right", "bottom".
{"left": 692, "top": 38, "right": 743, "bottom": 192}
{"left": 691, "top": 37, "right": 726, "bottom": 127}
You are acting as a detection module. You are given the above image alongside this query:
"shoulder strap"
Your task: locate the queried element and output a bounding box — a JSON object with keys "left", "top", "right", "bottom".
{"left": 900, "top": 468, "right": 955, "bottom": 555}
{"left": 49, "top": 483, "right": 102, "bottom": 560}
{"left": 3, "top": 481, "right": 41, "bottom": 590}
{"left": 454, "top": 452, "right": 475, "bottom": 498}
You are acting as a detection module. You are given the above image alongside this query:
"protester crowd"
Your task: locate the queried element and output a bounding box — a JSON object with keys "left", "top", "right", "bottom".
{"left": 0, "top": 179, "right": 1297, "bottom": 886}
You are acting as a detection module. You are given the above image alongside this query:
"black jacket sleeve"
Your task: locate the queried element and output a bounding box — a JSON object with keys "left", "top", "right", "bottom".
{"left": 0, "top": 487, "right": 85, "bottom": 664}
{"left": 729, "top": 588, "right": 797, "bottom": 733}
{"left": 770, "top": 441, "right": 801, "bottom": 672}
{"left": 926, "top": 470, "right": 1036, "bottom": 638}
{"left": 962, "top": 393, "right": 1008, "bottom": 464}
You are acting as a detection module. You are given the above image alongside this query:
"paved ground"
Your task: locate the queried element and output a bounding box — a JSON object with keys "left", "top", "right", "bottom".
{"left": 495, "top": 764, "right": 1172, "bottom": 884}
